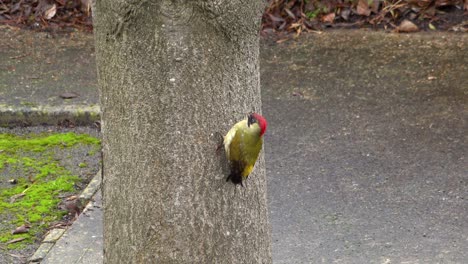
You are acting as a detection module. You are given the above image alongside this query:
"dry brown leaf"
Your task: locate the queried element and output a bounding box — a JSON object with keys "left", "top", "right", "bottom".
{"left": 357, "top": 0, "right": 371, "bottom": 16}
{"left": 276, "top": 38, "right": 289, "bottom": 44}
{"left": 340, "top": 8, "right": 351, "bottom": 20}
{"left": 59, "top": 92, "right": 79, "bottom": 99}
{"left": 6, "top": 237, "right": 26, "bottom": 244}
{"left": 292, "top": 91, "right": 304, "bottom": 97}
{"left": 60, "top": 200, "right": 82, "bottom": 216}
{"left": 294, "top": 26, "right": 303, "bottom": 38}
{"left": 322, "top": 12, "right": 336, "bottom": 23}
{"left": 397, "top": 19, "right": 419, "bottom": 32}
{"left": 407, "top": 0, "right": 432, "bottom": 8}
{"left": 10, "top": 1, "right": 22, "bottom": 13}
{"left": 371, "top": 0, "right": 381, "bottom": 13}
{"left": 289, "top": 23, "right": 302, "bottom": 29}
{"left": 10, "top": 193, "right": 25, "bottom": 203}
{"left": 464, "top": 0, "right": 468, "bottom": 10}
{"left": 80, "top": 0, "right": 92, "bottom": 16}
{"left": 450, "top": 21, "right": 468, "bottom": 32}
{"left": 6, "top": 252, "right": 24, "bottom": 259}
{"left": 66, "top": 195, "right": 78, "bottom": 201}
{"left": 435, "top": 0, "right": 455, "bottom": 6}
{"left": 12, "top": 224, "right": 30, "bottom": 235}
{"left": 44, "top": 4, "right": 57, "bottom": 20}
{"left": 268, "top": 13, "right": 285, "bottom": 23}
{"left": 284, "top": 8, "right": 295, "bottom": 19}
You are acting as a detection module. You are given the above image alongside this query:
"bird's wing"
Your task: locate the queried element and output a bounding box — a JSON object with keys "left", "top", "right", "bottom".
{"left": 224, "top": 127, "right": 237, "bottom": 159}
{"left": 224, "top": 120, "right": 246, "bottom": 160}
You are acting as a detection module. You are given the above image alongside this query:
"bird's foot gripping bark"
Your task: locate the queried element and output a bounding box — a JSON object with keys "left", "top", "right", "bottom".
{"left": 226, "top": 173, "right": 244, "bottom": 187}
{"left": 214, "top": 131, "right": 224, "bottom": 153}
{"left": 226, "top": 161, "right": 244, "bottom": 187}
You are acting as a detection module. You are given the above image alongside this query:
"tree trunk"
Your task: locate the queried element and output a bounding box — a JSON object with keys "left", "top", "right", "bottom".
{"left": 93, "top": 1, "right": 271, "bottom": 263}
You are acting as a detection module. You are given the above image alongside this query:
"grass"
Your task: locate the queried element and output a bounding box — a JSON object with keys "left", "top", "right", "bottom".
{"left": 0, "top": 132, "right": 100, "bottom": 249}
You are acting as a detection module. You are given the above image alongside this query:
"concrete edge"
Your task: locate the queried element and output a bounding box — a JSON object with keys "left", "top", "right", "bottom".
{"left": 0, "top": 105, "right": 101, "bottom": 126}
{"left": 78, "top": 169, "right": 102, "bottom": 206}
{"left": 28, "top": 169, "right": 102, "bottom": 263}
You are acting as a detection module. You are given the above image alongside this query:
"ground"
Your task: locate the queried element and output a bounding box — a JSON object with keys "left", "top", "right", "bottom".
{"left": 261, "top": 30, "right": 467, "bottom": 263}
{"left": 0, "top": 126, "right": 100, "bottom": 263}
{"left": 0, "top": 1, "right": 466, "bottom": 35}
{"left": 0, "top": 28, "right": 96, "bottom": 109}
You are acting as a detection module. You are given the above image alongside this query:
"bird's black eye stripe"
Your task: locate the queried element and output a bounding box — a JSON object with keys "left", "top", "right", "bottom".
{"left": 248, "top": 115, "right": 256, "bottom": 127}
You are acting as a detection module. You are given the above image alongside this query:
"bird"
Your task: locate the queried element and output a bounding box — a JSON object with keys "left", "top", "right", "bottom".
{"left": 223, "top": 112, "right": 267, "bottom": 186}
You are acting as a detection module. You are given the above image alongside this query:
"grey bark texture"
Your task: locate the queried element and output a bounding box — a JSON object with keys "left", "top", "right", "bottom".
{"left": 93, "top": 1, "right": 271, "bottom": 263}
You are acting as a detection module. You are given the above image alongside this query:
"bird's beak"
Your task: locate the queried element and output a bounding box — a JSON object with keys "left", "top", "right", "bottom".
{"left": 247, "top": 114, "right": 256, "bottom": 127}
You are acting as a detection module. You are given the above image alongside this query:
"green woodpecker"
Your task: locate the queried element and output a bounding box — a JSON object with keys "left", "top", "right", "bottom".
{"left": 224, "top": 113, "right": 267, "bottom": 186}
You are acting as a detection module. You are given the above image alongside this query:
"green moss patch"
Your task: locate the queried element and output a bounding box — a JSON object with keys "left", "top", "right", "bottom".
{"left": 0, "top": 132, "right": 100, "bottom": 249}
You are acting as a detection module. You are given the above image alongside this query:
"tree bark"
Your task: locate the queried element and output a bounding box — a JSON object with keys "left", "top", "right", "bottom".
{"left": 93, "top": 1, "right": 271, "bottom": 263}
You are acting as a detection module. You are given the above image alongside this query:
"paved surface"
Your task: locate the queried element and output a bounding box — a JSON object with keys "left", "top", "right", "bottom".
{"left": 0, "top": 27, "right": 99, "bottom": 125}
{"left": 1, "top": 27, "right": 467, "bottom": 263}
{"left": 41, "top": 192, "right": 103, "bottom": 264}
{"left": 262, "top": 31, "right": 467, "bottom": 263}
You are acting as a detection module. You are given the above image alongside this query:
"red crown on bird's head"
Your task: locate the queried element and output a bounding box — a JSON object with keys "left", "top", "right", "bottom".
{"left": 250, "top": 113, "right": 267, "bottom": 136}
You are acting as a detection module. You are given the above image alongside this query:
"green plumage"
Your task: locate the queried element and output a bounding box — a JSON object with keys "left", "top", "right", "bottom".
{"left": 224, "top": 119, "right": 263, "bottom": 185}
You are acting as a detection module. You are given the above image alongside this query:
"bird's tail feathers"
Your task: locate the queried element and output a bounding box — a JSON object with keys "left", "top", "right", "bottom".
{"left": 226, "top": 161, "right": 244, "bottom": 187}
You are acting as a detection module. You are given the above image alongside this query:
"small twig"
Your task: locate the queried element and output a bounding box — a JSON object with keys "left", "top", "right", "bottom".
{"left": 9, "top": 52, "right": 30, "bottom": 60}
{"left": 21, "top": 182, "right": 35, "bottom": 194}
{"left": 6, "top": 237, "right": 26, "bottom": 244}
{"left": 7, "top": 252, "right": 25, "bottom": 259}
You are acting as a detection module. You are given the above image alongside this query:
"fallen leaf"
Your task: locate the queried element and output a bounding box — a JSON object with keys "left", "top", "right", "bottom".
{"left": 59, "top": 199, "right": 82, "bottom": 216}
{"left": 289, "top": 23, "right": 302, "bottom": 29}
{"left": 428, "top": 23, "right": 436, "bottom": 30}
{"left": 268, "top": 14, "right": 285, "bottom": 23}
{"left": 59, "top": 92, "right": 79, "bottom": 99}
{"left": 284, "top": 8, "right": 295, "bottom": 19}
{"left": 94, "top": 121, "right": 102, "bottom": 130}
{"left": 356, "top": 0, "right": 371, "bottom": 16}
{"left": 24, "top": 5, "right": 32, "bottom": 18}
{"left": 10, "top": 193, "right": 25, "bottom": 203}
{"left": 450, "top": 21, "right": 468, "bottom": 32}
{"left": 28, "top": 175, "right": 35, "bottom": 183}
{"left": 80, "top": 0, "right": 92, "bottom": 16}
{"left": 12, "top": 224, "right": 30, "bottom": 235}
{"left": 322, "top": 12, "right": 335, "bottom": 23}
{"left": 6, "top": 237, "right": 26, "bottom": 244}
{"left": 66, "top": 195, "right": 78, "bottom": 201}
{"left": 292, "top": 91, "right": 304, "bottom": 97}
{"left": 424, "top": 5, "right": 436, "bottom": 16}
{"left": 9, "top": 53, "right": 30, "bottom": 60}
{"left": 50, "top": 222, "right": 69, "bottom": 229}
{"left": 6, "top": 252, "right": 24, "bottom": 259}
{"left": 340, "top": 8, "right": 351, "bottom": 20}
{"left": 294, "top": 26, "right": 302, "bottom": 38}
{"left": 276, "top": 38, "right": 289, "bottom": 44}
{"left": 44, "top": 4, "right": 57, "bottom": 20}
{"left": 10, "top": 1, "right": 22, "bottom": 13}
{"left": 58, "top": 119, "right": 76, "bottom": 128}
{"left": 370, "top": 0, "right": 380, "bottom": 13}
{"left": 397, "top": 20, "right": 419, "bottom": 32}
